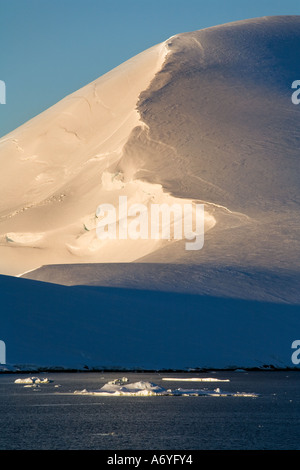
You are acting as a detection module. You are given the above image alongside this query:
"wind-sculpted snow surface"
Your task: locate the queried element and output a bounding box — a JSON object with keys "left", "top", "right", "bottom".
{"left": 1, "top": 16, "right": 300, "bottom": 279}
{"left": 133, "top": 16, "right": 300, "bottom": 273}
{"left": 0, "top": 40, "right": 182, "bottom": 275}
{"left": 14, "top": 16, "right": 300, "bottom": 307}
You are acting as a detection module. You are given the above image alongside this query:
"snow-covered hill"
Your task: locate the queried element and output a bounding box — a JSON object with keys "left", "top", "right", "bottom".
{"left": 0, "top": 16, "right": 300, "bottom": 370}
{"left": 1, "top": 16, "right": 300, "bottom": 279}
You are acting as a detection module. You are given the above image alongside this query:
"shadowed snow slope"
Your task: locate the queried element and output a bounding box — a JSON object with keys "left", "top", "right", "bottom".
{"left": 0, "top": 274, "right": 299, "bottom": 370}
{"left": 22, "top": 262, "right": 300, "bottom": 304}
{"left": 0, "top": 16, "right": 300, "bottom": 369}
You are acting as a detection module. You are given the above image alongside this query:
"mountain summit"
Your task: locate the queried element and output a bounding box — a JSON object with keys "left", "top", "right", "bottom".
{"left": 0, "top": 16, "right": 300, "bottom": 302}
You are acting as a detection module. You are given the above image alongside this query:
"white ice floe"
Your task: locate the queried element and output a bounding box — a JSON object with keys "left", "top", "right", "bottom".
{"left": 75, "top": 381, "right": 166, "bottom": 397}
{"left": 162, "top": 377, "right": 230, "bottom": 382}
{"left": 73, "top": 379, "right": 258, "bottom": 397}
{"left": 171, "top": 388, "right": 257, "bottom": 397}
{"left": 14, "top": 376, "right": 52, "bottom": 384}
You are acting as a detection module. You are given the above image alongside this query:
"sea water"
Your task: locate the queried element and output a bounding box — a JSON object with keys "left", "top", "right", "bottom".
{"left": 0, "top": 371, "right": 299, "bottom": 450}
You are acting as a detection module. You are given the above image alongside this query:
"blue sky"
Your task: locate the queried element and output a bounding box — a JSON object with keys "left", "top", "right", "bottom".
{"left": 1, "top": 0, "right": 300, "bottom": 137}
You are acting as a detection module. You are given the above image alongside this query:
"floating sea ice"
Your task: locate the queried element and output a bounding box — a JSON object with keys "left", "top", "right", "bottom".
{"left": 172, "top": 387, "right": 258, "bottom": 397}
{"left": 74, "top": 381, "right": 168, "bottom": 396}
{"left": 73, "top": 380, "right": 258, "bottom": 398}
{"left": 162, "top": 377, "right": 230, "bottom": 382}
{"left": 14, "top": 377, "right": 52, "bottom": 384}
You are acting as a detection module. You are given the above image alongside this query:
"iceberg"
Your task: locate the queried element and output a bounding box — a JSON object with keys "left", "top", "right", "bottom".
{"left": 75, "top": 381, "right": 168, "bottom": 396}
{"left": 14, "top": 376, "right": 52, "bottom": 385}
{"left": 74, "top": 379, "right": 258, "bottom": 397}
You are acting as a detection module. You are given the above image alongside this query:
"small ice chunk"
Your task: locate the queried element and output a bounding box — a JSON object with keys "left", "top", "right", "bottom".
{"left": 15, "top": 377, "right": 35, "bottom": 384}
{"left": 107, "top": 377, "right": 129, "bottom": 386}
{"left": 14, "top": 376, "right": 52, "bottom": 384}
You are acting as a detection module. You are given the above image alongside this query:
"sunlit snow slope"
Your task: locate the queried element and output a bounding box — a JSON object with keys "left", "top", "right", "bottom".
{"left": 1, "top": 40, "right": 207, "bottom": 275}
{"left": 16, "top": 16, "right": 300, "bottom": 305}
{"left": 2, "top": 16, "right": 299, "bottom": 281}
